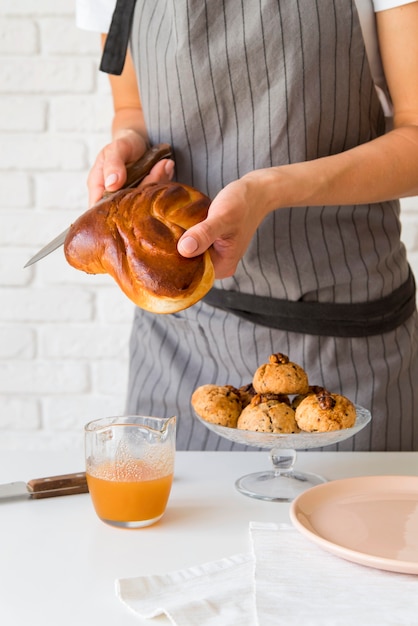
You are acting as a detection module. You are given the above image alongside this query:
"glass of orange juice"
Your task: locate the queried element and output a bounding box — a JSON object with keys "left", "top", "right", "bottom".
{"left": 84, "top": 415, "right": 176, "bottom": 528}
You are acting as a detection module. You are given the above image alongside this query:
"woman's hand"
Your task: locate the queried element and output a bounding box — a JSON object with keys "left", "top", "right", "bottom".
{"left": 87, "top": 130, "right": 175, "bottom": 207}
{"left": 178, "top": 174, "right": 270, "bottom": 279}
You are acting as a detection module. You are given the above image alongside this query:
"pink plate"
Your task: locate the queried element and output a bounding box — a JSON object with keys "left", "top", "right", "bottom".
{"left": 289, "top": 475, "right": 418, "bottom": 575}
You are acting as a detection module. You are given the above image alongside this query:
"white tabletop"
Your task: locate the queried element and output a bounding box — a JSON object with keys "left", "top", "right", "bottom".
{"left": 0, "top": 449, "right": 417, "bottom": 625}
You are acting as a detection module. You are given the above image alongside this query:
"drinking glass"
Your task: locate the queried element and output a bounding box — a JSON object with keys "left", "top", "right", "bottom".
{"left": 85, "top": 415, "right": 176, "bottom": 528}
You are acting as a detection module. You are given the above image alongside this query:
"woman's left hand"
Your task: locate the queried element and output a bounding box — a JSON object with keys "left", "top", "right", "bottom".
{"left": 177, "top": 175, "right": 269, "bottom": 279}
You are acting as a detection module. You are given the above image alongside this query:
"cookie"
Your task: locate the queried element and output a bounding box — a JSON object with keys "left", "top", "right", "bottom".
{"left": 237, "top": 393, "right": 300, "bottom": 434}
{"left": 291, "top": 385, "right": 327, "bottom": 410}
{"left": 295, "top": 388, "right": 356, "bottom": 432}
{"left": 253, "top": 353, "right": 309, "bottom": 395}
{"left": 191, "top": 384, "right": 242, "bottom": 427}
{"left": 236, "top": 383, "right": 257, "bottom": 408}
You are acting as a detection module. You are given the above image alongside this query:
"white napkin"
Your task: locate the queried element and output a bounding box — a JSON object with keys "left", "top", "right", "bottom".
{"left": 250, "top": 523, "right": 418, "bottom": 626}
{"left": 116, "top": 553, "right": 255, "bottom": 625}
{"left": 116, "top": 523, "right": 418, "bottom": 626}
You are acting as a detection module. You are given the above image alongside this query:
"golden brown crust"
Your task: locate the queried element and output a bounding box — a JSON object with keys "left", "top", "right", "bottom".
{"left": 291, "top": 385, "right": 327, "bottom": 410}
{"left": 64, "top": 182, "right": 215, "bottom": 314}
{"left": 252, "top": 353, "right": 309, "bottom": 395}
{"left": 191, "top": 384, "right": 243, "bottom": 428}
{"left": 295, "top": 391, "right": 356, "bottom": 432}
{"left": 237, "top": 394, "right": 300, "bottom": 433}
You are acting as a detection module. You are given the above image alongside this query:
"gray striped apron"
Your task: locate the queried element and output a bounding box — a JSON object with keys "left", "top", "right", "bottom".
{"left": 102, "top": 0, "right": 418, "bottom": 451}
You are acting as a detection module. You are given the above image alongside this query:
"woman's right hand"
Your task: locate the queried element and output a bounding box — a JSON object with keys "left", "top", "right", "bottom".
{"left": 87, "top": 130, "right": 175, "bottom": 207}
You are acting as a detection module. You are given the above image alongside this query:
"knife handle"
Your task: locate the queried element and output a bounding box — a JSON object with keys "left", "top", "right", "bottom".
{"left": 27, "top": 472, "right": 88, "bottom": 499}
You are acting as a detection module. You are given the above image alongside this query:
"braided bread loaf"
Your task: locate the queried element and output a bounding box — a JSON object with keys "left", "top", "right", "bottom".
{"left": 64, "top": 181, "right": 214, "bottom": 313}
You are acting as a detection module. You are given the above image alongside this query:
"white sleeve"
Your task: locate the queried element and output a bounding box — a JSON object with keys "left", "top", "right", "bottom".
{"left": 373, "top": 0, "right": 418, "bottom": 10}
{"left": 75, "top": 0, "right": 116, "bottom": 33}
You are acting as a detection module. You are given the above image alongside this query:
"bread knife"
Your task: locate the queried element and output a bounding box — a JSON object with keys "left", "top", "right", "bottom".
{"left": 0, "top": 471, "right": 88, "bottom": 502}
{"left": 24, "top": 143, "right": 173, "bottom": 268}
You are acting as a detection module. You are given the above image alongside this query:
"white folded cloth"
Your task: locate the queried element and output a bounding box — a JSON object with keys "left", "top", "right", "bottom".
{"left": 116, "top": 523, "right": 418, "bottom": 626}
{"left": 117, "top": 552, "right": 255, "bottom": 625}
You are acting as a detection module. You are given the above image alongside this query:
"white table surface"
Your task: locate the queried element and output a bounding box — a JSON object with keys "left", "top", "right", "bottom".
{"left": 0, "top": 449, "right": 417, "bottom": 625}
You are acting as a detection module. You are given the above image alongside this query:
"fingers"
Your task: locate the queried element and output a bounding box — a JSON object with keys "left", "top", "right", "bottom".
{"left": 178, "top": 234, "right": 200, "bottom": 254}
{"left": 89, "top": 156, "right": 126, "bottom": 206}
{"left": 177, "top": 184, "right": 238, "bottom": 262}
{"left": 88, "top": 142, "right": 175, "bottom": 207}
{"left": 102, "top": 151, "right": 130, "bottom": 191}
{"left": 87, "top": 133, "right": 147, "bottom": 207}
{"left": 87, "top": 152, "right": 130, "bottom": 207}
{"left": 139, "top": 159, "right": 175, "bottom": 186}
{"left": 177, "top": 177, "right": 266, "bottom": 279}
{"left": 178, "top": 219, "right": 216, "bottom": 257}
{"left": 87, "top": 169, "right": 106, "bottom": 207}
{"left": 178, "top": 218, "right": 239, "bottom": 278}
{"left": 179, "top": 223, "right": 239, "bottom": 278}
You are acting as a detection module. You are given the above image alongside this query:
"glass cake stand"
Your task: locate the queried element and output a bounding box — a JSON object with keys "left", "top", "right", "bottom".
{"left": 195, "top": 405, "right": 371, "bottom": 502}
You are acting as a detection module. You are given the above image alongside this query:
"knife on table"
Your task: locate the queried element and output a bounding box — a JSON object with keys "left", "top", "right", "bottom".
{"left": 24, "top": 143, "right": 173, "bottom": 268}
{"left": 0, "top": 471, "right": 88, "bottom": 502}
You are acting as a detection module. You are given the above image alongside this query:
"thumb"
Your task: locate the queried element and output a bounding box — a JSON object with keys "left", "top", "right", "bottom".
{"left": 177, "top": 221, "right": 215, "bottom": 258}
{"left": 177, "top": 233, "right": 199, "bottom": 256}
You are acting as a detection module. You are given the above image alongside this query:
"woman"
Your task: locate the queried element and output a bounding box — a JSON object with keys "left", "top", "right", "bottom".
{"left": 76, "top": 0, "right": 418, "bottom": 451}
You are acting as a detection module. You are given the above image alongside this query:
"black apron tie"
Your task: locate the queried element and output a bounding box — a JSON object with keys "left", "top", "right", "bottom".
{"left": 100, "top": 0, "right": 137, "bottom": 75}
{"left": 203, "top": 267, "right": 416, "bottom": 337}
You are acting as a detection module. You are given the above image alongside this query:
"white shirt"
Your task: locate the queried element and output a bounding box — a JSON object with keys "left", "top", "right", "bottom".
{"left": 75, "top": 0, "right": 416, "bottom": 32}
{"left": 75, "top": 0, "right": 115, "bottom": 33}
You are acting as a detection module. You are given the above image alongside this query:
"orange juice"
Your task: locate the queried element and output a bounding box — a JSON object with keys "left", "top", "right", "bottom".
{"left": 86, "top": 460, "right": 173, "bottom": 525}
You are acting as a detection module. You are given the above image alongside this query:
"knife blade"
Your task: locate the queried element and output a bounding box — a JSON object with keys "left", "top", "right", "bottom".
{"left": 0, "top": 471, "right": 88, "bottom": 502}
{"left": 24, "top": 143, "right": 173, "bottom": 268}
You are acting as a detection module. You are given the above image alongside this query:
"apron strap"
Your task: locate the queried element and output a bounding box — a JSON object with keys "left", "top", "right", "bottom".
{"left": 203, "top": 267, "right": 416, "bottom": 337}
{"left": 100, "top": 0, "right": 137, "bottom": 75}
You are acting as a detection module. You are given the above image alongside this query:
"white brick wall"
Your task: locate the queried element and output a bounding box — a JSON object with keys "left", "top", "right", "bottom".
{"left": 0, "top": 1, "right": 417, "bottom": 451}
{"left": 0, "top": 0, "right": 133, "bottom": 451}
